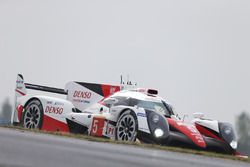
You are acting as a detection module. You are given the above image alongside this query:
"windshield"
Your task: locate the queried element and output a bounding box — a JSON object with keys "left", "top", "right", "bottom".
{"left": 162, "top": 101, "right": 177, "bottom": 116}
{"left": 135, "top": 100, "right": 174, "bottom": 117}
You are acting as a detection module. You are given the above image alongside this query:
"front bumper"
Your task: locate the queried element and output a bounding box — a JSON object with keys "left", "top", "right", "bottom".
{"left": 203, "top": 136, "right": 236, "bottom": 154}
{"left": 137, "top": 130, "right": 236, "bottom": 154}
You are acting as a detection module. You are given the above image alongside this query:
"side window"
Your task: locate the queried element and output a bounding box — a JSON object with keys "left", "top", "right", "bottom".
{"left": 129, "top": 98, "right": 139, "bottom": 107}
{"left": 113, "top": 96, "right": 130, "bottom": 106}
{"left": 162, "top": 101, "right": 173, "bottom": 116}
{"left": 136, "top": 100, "right": 152, "bottom": 109}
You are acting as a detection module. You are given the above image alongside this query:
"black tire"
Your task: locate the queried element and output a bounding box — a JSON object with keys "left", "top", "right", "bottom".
{"left": 22, "top": 99, "right": 44, "bottom": 129}
{"left": 115, "top": 110, "right": 138, "bottom": 142}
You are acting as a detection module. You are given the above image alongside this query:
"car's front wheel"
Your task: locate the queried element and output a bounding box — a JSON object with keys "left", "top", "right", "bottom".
{"left": 22, "top": 99, "right": 43, "bottom": 129}
{"left": 115, "top": 110, "right": 138, "bottom": 142}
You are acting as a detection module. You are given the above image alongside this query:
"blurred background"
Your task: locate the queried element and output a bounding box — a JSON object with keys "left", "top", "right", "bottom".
{"left": 0, "top": 0, "right": 249, "bottom": 155}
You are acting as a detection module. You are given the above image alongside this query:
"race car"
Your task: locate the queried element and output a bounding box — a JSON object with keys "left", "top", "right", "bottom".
{"left": 13, "top": 74, "right": 241, "bottom": 155}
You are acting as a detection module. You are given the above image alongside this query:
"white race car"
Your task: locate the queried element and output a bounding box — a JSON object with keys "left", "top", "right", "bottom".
{"left": 13, "top": 74, "right": 246, "bottom": 156}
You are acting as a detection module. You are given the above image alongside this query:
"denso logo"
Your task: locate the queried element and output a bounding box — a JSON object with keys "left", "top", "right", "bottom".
{"left": 45, "top": 106, "right": 63, "bottom": 114}
{"left": 73, "top": 91, "right": 92, "bottom": 99}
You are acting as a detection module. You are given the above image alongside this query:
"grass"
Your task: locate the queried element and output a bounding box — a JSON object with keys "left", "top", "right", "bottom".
{"left": 1, "top": 125, "right": 250, "bottom": 163}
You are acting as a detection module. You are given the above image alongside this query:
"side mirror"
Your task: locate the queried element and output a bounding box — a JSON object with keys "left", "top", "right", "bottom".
{"left": 182, "top": 114, "right": 188, "bottom": 122}
{"left": 193, "top": 112, "right": 205, "bottom": 119}
{"left": 103, "top": 98, "right": 118, "bottom": 106}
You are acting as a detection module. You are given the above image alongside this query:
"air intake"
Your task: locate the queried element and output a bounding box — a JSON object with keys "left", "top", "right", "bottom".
{"left": 147, "top": 89, "right": 158, "bottom": 95}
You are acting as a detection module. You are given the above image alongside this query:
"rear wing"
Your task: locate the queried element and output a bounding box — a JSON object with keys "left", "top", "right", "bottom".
{"left": 25, "top": 83, "right": 67, "bottom": 95}
{"left": 15, "top": 74, "right": 67, "bottom": 97}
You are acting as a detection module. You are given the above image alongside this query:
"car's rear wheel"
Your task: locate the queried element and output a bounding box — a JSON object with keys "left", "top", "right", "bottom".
{"left": 115, "top": 110, "right": 138, "bottom": 142}
{"left": 23, "top": 99, "right": 43, "bottom": 129}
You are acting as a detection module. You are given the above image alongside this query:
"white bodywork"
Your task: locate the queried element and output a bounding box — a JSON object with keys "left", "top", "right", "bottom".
{"left": 193, "top": 118, "right": 220, "bottom": 133}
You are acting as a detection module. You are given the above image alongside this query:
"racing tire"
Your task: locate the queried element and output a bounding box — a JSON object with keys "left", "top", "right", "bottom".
{"left": 115, "top": 110, "right": 138, "bottom": 142}
{"left": 22, "top": 99, "right": 44, "bottom": 129}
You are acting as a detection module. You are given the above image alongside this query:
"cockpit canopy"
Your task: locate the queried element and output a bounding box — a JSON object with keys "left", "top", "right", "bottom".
{"left": 104, "top": 90, "right": 175, "bottom": 117}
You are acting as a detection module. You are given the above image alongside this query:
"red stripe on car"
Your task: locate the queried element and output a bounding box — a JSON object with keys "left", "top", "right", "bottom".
{"left": 101, "top": 85, "right": 120, "bottom": 98}
{"left": 41, "top": 115, "right": 69, "bottom": 132}
{"left": 195, "top": 123, "right": 224, "bottom": 142}
{"left": 167, "top": 118, "right": 206, "bottom": 148}
{"left": 15, "top": 89, "right": 26, "bottom": 96}
{"left": 17, "top": 105, "right": 24, "bottom": 122}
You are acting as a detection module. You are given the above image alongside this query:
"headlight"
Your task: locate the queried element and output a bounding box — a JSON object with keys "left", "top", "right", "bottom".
{"left": 224, "top": 127, "right": 232, "bottom": 135}
{"left": 152, "top": 114, "right": 160, "bottom": 123}
{"left": 219, "top": 123, "right": 237, "bottom": 147}
{"left": 146, "top": 110, "right": 170, "bottom": 140}
{"left": 154, "top": 128, "right": 164, "bottom": 138}
{"left": 230, "top": 140, "right": 238, "bottom": 149}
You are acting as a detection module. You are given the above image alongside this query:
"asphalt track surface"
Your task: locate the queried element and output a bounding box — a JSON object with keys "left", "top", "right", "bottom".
{"left": 0, "top": 127, "right": 249, "bottom": 167}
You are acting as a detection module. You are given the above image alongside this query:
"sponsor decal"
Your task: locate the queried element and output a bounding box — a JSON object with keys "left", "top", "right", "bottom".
{"left": 16, "top": 80, "right": 24, "bottom": 90}
{"left": 105, "top": 123, "right": 115, "bottom": 137}
{"left": 55, "top": 102, "right": 64, "bottom": 106}
{"left": 72, "top": 99, "right": 90, "bottom": 104}
{"left": 47, "top": 101, "right": 53, "bottom": 105}
{"left": 137, "top": 112, "right": 146, "bottom": 117}
{"left": 73, "top": 91, "right": 92, "bottom": 99}
{"left": 110, "top": 109, "right": 118, "bottom": 113}
{"left": 45, "top": 106, "right": 63, "bottom": 115}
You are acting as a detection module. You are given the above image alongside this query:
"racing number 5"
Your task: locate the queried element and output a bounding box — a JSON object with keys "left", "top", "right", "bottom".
{"left": 90, "top": 117, "right": 105, "bottom": 137}
{"left": 92, "top": 119, "right": 99, "bottom": 134}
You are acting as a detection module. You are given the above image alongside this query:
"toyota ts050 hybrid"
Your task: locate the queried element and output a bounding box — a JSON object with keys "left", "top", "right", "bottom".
{"left": 12, "top": 74, "right": 244, "bottom": 156}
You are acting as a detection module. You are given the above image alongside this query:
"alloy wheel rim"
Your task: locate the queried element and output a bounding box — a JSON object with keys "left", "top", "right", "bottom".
{"left": 117, "top": 115, "right": 136, "bottom": 141}
{"left": 24, "top": 104, "right": 41, "bottom": 129}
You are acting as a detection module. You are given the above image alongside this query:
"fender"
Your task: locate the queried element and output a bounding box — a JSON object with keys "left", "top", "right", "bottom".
{"left": 18, "top": 96, "right": 75, "bottom": 132}
{"left": 32, "top": 95, "right": 74, "bottom": 120}
{"left": 108, "top": 105, "right": 150, "bottom": 134}
{"left": 167, "top": 118, "right": 206, "bottom": 148}
{"left": 36, "top": 96, "right": 74, "bottom": 132}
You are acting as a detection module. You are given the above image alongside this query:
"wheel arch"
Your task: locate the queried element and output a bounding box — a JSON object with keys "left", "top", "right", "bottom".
{"left": 23, "top": 97, "right": 42, "bottom": 109}
{"left": 21, "top": 97, "right": 44, "bottom": 129}
{"left": 21, "top": 97, "right": 43, "bottom": 122}
{"left": 117, "top": 107, "right": 138, "bottom": 121}
{"left": 115, "top": 107, "right": 139, "bottom": 141}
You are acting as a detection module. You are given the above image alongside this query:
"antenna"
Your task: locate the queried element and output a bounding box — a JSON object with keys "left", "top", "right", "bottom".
{"left": 127, "top": 74, "right": 129, "bottom": 85}
{"left": 120, "top": 75, "right": 138, "bottom": 89}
